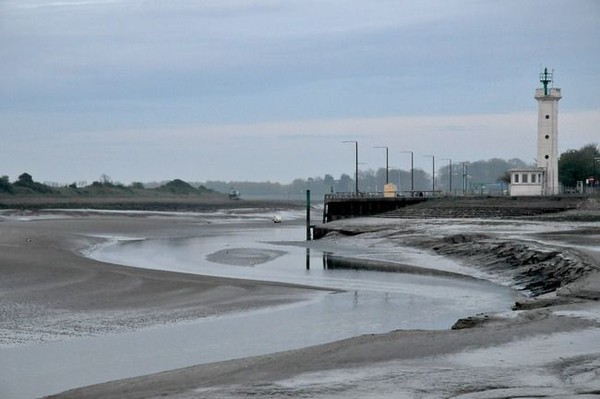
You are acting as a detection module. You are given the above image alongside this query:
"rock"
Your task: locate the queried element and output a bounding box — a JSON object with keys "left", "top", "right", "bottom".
{"left": 451, "top": 314, "right": 491, "bottom": 330}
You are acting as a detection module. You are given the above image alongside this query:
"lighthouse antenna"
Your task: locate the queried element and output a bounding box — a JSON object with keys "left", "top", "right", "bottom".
{"left": 539, "top": 67, "right": 553, "bottom": 95}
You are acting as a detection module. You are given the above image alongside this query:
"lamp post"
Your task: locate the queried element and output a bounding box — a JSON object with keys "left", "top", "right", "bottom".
{"left": 593, "top": 156, "right": 600, "bottom": 188}
{"left": 374, "top": 146, "right": 389, "bottom": 185}
{"left": 461, "top": 162, "right": 469, "bottom": 195}
{"left": 342, "top": 140, "right": 359, "bottom": 193}
{"left": 441, "top": 158, "right": 452, "bottom": 195}
{"left": 401, "top": 150, "right": 414, "bottom": 192}
{"left": 423, "top": 155, "right": 435, "bottom": 193}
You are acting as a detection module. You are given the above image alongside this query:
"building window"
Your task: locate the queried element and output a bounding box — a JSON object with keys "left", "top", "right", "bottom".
{"left": 545, "top": 115, "right": 550, "bottom": 119}
{"left": 545, "top": 135, "right": 549, "bottom": 139}
{"left": 545, "top": 155, "right": 549, "bottom": 159}
{"left": 522, "top": 174, "right": 528, "bottom": 183}
{"left": 514, "top": 174, "right": 519, "bottom": 183}
{"left": 531, "top": 174, "right": 536, "bottom": 183}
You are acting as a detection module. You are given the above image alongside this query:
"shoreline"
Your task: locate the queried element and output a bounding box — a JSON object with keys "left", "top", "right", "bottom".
{"left": 0, "top": 196, "right": 307, "bottom": 215}
{"left": 0, "top": 213, "right": 326, "bottom": 348}
{"left": 2, "top": 210, "right": 599, "bottom": 398}
{"left": 47, "top": 312, "right": 600, "bottom": 399}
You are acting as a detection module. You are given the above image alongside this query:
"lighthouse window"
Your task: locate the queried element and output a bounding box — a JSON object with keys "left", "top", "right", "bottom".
{"left": 545, "top": 135, "right": 550, "bottom": 139}
{"left": 514, "top": 174, "right": 519, "bottom": 183}
{"left": 522, "top": 174, "right": 528, "bottom": 183}
{"left": 531, "top": 174, "right": 536, "bottom": 183}
{"left": 545, "top": 115, "right": 550, "bottom": 119}
{"left": 545, "top": 155, "right": 549, "bottom": 159}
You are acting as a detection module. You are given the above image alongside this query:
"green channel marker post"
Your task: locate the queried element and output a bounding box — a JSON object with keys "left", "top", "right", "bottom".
{"left": 306, "top": 189, "right": 311, "bottom": 241}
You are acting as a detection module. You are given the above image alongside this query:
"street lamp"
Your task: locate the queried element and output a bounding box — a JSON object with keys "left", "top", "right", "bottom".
{"left": 441, "top": 158, "right": 452, "bottom": 195}
{"left": 594, "top": 156, "right": 600, "bottom": 188}
{"left": 342, "top": 140, "right": 359, "bottom": 193}
{"left": 461, "top": 162, "right": 469, "bottom": 195}
{"left": 401, "top": 151, "right": 414, "bottom": 192}
{"left": 374, "top": 146, "right": 389, "bottom": 185}
{"left": 423, "top": 155, "right": 435, "bottom": 193}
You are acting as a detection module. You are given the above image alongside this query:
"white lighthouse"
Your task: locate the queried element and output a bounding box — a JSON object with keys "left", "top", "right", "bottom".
{"left": 510, "top": 68, "right": 561, "bottom": 196}
{"left": 535, "top": 68, "right": 561, "bottom": 195}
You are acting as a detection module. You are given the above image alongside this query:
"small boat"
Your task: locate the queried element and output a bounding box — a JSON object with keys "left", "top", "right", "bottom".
{"left": 229, "top": 189, "right": 240, "bottom": 200}
{"left": 272, "top": 215, "right": 282, "bottom": 223}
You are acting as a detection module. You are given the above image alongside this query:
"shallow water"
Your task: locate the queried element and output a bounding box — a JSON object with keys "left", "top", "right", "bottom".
{"left": 0, "top": 214, "right": 517, "bottom": 399}
{"left": 91, "top": 221, "right": 507, "bottom": 293}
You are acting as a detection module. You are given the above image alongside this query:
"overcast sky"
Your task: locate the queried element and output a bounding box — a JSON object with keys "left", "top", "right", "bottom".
{"left": 1, "top": 0, "right": 599, "bottom": 185}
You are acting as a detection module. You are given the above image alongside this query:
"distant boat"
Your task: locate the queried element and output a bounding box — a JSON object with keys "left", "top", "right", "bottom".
{"left": 272, "top": 215, "right": 282, "bottom": 223}
{"left": 229, "top": 189, "right": 241, "bottom": 200}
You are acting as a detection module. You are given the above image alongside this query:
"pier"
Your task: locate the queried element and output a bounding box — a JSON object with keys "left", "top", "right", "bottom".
{"left": 321, "top": 194, "right": 584, "bottom": 223}
{"left": 313, "top": 194, "right": 587, "bottom": 240}
{"left": 321, "top": 192, "right": 428, "bottom": 223}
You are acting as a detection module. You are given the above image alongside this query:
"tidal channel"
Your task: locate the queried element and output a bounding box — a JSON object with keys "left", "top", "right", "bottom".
{"left": 1, "top": 212, "right": 517, "bottom": 399}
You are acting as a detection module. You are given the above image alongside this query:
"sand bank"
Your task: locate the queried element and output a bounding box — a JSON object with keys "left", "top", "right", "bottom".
{"left": 0, "top": 214, "right": 322, "bottom": 346}
{"left": 38, "top": 212, "right": 600, "bottom": 398}
{"left": 2, "top": 209, "right": 599, "bottom": 398}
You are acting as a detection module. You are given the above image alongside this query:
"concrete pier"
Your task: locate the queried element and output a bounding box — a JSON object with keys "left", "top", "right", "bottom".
{"left": 322, "top": 194, "right": 426, "bottom": 223}
{"left": 315, "top": 195, "right": 586, "bottom": 239}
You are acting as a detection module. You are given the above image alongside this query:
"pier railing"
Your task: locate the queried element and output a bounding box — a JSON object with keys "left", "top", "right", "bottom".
{"left": 324, "top": 191, "right": 440, "bottom": 200}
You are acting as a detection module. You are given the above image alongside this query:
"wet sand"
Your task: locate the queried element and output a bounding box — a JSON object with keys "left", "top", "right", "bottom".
{"left": 0, "top": 213, "right": 323, "bottom": 346}
{"left": 2, "top": 210, "right": 600, "bottom": 398}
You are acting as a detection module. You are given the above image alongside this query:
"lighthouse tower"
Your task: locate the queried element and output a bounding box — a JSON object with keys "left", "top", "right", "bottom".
{"left": 535, "top": 68, "right": 561, "bottom": 195}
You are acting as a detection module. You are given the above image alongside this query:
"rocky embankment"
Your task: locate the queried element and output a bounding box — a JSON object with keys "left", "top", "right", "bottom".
{"left": 315, "top": 198, "right": 600, "bottom": 302}
{"left": 421, "top": 233, "right": 595, "bottom": 297}
{"left": 381, "top": 196, "right": 585, "bottom": 219}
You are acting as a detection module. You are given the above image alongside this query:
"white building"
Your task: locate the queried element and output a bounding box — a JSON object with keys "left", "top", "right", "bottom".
{"left": 510, "top": 168, "right": 545, "bottom": 196}
{"left": 510, "top": 68, "right": 561, "bottom": 196}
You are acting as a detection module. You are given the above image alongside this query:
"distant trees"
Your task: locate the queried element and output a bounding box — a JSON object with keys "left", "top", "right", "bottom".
{"left": 201, "top": 157, "right": 542, "bottom": 197}
{"left": 559, "top": 143, "right": 600, "bottom": 187}
{"left": 5, "top": 148, "right": 597, "bottom": 199}
{"left": 203, "top": 168, "right": 432, "bottom": 196}
{"left": 0, "top": 174, "right": 216, "bottom": 197}
{"left": 16, "top": 173, "right": 34, "bottom": 186}
{"left": 130, "top": 182, "right": 145, "bottom": 189}
{"left": 437, "top": 158, "right": 531, "bottom": 194}
{"left": 156, "top": 179, "right": 212, "bottom": 195}
{"left": 12, "top": 173, "right": 54, "bottom": 193}
{"left": 0, "top": 175, "right": 12, "bottom": 193}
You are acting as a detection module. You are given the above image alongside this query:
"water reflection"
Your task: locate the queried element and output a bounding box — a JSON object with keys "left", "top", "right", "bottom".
{"left": 306, "top": 247, "right": 310, "bottom": 270}
{"left": 0, "top": 221, "right": 520, "bottom": 399}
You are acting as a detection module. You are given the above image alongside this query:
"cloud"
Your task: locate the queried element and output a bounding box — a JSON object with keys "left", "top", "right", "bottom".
{"left": 5, "top": 0, "right": 125, "bottom": 9}
{"left": 1, "top": 1, "right": 598, "bottom": 183}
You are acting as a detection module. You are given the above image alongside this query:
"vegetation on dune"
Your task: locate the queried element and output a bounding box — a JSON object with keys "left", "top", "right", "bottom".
{"left": 0, "top": 174, "right": 218, "bottom": 199}
{"left": 11, "top": 173, "right": 55, "bottom": 194}
{"left": 156, "top": 179, "right": 212, "bottom": 195}
{"left": 0, "top": 175, "right": 13, "bottom": 194}
{"left": 1, "top": 144, "right": 597, "bottom": 201}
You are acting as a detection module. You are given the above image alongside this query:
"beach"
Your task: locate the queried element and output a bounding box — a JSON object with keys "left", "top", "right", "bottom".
{"left": 0, "top": 211, "right": 323, "bottom": 348}
{"left": 1, "top": 207, "right": 599, "bottom": 398}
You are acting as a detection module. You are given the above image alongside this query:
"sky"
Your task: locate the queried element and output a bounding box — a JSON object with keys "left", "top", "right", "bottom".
{"left": 1, "top": 0, "right": 599, "bottom": 185}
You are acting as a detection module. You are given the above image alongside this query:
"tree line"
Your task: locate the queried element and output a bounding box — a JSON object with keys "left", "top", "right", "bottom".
{"left": 2, "top": 144, "right": 597, "bottom": 197}
{"left": 201, "top": 158, "right": 530, "bottom": 197}
{"left": 558, "top": 144, "right": 600, "bottom": 187}
{"left": 202, "top": 144, "right": 599, "bottom": 196}
{"left": 0, "top": 173, "right": 215, "bottom": 197}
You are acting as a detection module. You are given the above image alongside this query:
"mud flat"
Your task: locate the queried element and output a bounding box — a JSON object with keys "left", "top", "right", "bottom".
{"left": 42, "top": 207, "right": 600, "bottom": 399}
{"left": 0, "top": 213, "right": 321, "bottom": 347}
